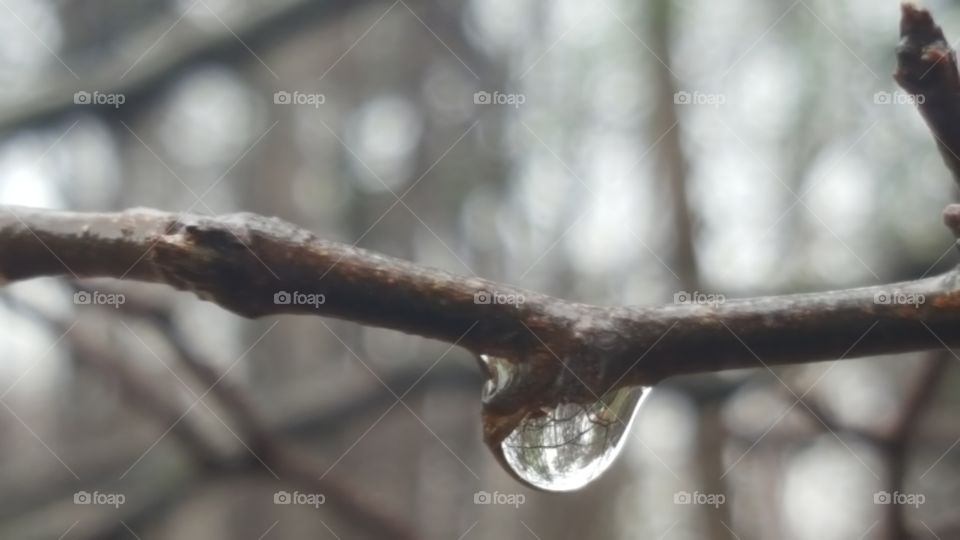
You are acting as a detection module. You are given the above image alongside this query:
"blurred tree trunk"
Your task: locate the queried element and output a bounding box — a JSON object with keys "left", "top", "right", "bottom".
{"left": 645, "top": 1, "right": 733, "bottom": 538}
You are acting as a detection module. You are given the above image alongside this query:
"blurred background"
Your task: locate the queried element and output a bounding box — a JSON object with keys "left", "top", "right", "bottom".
{"left": 0, "top": 0, "right": 959, "bottom": 538}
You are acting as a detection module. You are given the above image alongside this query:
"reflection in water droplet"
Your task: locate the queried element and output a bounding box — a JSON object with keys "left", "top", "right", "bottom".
{"left": 500, "top": 386, "right": 650, "bottom": 491}
{"left": 478, "top": 354, "right": 651, "bottom": 492}
{"left": 480, "top": 354, "right": 516, "bottom": 401}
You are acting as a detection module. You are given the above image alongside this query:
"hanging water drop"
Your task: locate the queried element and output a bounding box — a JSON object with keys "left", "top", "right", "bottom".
{"left": 478, "top": 354, "right": 652, "bottom": 492}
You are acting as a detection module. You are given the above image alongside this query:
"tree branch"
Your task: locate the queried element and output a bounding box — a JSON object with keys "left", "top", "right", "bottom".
{"left": 0, "top": 2, "right": 959, "bottom": 483}
{"left": 1, "top": 206, "right": 959, "bottom": 422}
{"left": 896, "top": 3, "right": 960, "bottom": 187}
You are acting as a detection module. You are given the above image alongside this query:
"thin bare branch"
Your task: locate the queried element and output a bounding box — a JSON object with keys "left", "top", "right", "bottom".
{"left": 0, "top": 0, "right": 377, "bottom": 132}
{"left": 896, "top": 3, "right": 960, "bottom": 187}
{"left": 1, "top": 206, "right": 959, "bottom": 428}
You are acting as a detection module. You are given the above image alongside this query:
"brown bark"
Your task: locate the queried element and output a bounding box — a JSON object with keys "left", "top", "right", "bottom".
{"left": 896, "top": 3, "right": 960, "bottom": 187}
{"left": 1, "top": 206, "right": 959, "bottom": 426}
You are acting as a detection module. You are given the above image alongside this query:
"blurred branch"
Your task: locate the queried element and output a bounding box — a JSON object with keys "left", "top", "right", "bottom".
{"left": 782, "top": 379, "right": 883, "bottom": 445}
{"left": 126, "top": 301, "right": 416, "bottom": 539}
{"left": 646, "top": 0, "right": 729, "bottom": 535}
{"left": 132, "top": 299, "right": 275, "bottom": 453}
{"left": 0, "top": 0, "right": 378, "bottom": 132}
{"left": 0, "top": 353, "right": 471, "bottom": 538}
{"left": 647, "top": 0, "right": 698, "bottom": 290}
{"left": 6, "top": 294, "right": 227, "bottom": 467}
{"left": 8, "top": 294, "right": 415, "bottom": 540}
{"left": 786, "top": 351, "right": 949, "bottom": 540}
{"left": 879, "top": 352, "right": 949, "bottom": 540}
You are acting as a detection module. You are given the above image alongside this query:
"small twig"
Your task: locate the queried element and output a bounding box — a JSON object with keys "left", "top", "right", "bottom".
{"left": 134, "top": 303, "right": 416, "bottom": 539}
{"left": 883, "top": 354, "right": 949, "bottom": 444}
{"left": 782, "top": 353, "right": 948, "bottom": 540}
{"left": 895, "top": 3, "right": 960, "bottom": 187}
{"left": 111, "top": 297, "right": 415, "bottom": 539}
{"left": 8, "top": 294, "right": 415, "bottom": 539}
{"left": 879, "top": 352, "right": 949, "bottom": 540}
{"left": 0, "top": 0, "right": 378, "bottom": 133}
{"left": 943, "top": 204, "right": 960, "bottom": 242}
{"left": 123, "top": 298, "right": 275, "bottom": 454}
{"left": 5, "top": 294, "right": 226, "bottom": 467}
{"left": 786, "top": 387, "right": 883, "bottom": 445}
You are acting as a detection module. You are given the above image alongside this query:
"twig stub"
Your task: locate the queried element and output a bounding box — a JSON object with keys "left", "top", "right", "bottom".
{"left": 895, "top": 3, "right": 960, "bottom": 186}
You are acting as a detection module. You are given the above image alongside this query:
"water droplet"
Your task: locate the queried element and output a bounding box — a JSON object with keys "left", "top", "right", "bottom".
{"left": 478, "top": 354, "right": 651, "bottom": 491}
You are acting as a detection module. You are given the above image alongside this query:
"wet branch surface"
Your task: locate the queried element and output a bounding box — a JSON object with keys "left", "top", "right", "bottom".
{"left": 1, "top": 205, "right": 960, "bottom": 426}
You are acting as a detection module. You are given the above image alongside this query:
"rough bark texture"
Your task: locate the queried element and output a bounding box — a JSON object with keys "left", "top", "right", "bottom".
{"left": 2, "top": 206, "right": 959, "bottom": 424}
